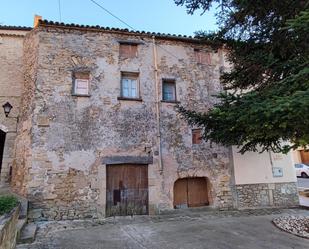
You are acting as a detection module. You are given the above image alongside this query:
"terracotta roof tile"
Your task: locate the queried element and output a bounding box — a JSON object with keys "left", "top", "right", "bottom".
{"left": 0, "top": 25, "right": 32, "bottom": 31}
{"left": 38, "top": 19, "right": 212, "bottom": 44}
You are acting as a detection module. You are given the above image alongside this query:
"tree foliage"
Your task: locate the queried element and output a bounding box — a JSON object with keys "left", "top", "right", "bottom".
{"left": 175, "top": 0, "right": 309, "bottom": 153}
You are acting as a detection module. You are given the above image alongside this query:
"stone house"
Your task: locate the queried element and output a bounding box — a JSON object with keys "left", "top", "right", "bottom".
{"left": 0, "top": 25, "right": 31, "bottom": 184}
{"left": 0, "top": 18, "right": 299, "bottom": 220}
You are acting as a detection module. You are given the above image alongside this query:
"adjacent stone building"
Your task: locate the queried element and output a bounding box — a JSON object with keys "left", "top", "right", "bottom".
{"left": 0, "top": 19, "right": 299, "bottom": 220}
{"left": 0, "top": 26, "right": 31, "bottom": 185}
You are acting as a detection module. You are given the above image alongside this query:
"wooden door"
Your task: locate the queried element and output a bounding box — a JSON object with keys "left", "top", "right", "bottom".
{"left": 300, "top": 150, "right": 309, "bottom": 164}
{"left": 173, "top": 178, "right": 188, "bottom": 208}
{"left": 174, "top": 177, "right": 208, "bottom": 209}
{"left": 187, "top": 178, "right": 208, "bottom": 207}
{"left": 106, "top": 164, "right": 148, "bottom": 216}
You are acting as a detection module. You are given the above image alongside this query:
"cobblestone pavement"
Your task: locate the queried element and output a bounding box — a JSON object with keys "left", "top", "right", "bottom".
{"left": 17, "top": 208, "right": 309, "bottom": 249}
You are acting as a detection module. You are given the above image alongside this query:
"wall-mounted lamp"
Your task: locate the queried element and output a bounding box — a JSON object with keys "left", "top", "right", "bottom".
{"left": 2, "top": 102, "right": 13, "bottom": 117}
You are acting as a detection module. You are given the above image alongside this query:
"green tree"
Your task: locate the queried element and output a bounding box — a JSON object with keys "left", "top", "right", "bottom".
{"left": 175, "top": 0, "right": 309, "bottom": 153}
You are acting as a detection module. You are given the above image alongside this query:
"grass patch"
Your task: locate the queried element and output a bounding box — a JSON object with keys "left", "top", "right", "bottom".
{"left": 0, "top": 195, "right": 18, "bottom": 216}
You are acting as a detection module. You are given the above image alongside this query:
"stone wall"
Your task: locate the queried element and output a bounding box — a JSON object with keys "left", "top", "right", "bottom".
{"left": 273, "top": 182, "right": 299, "bottom": 207}
{"left": 12, "top": 24, "right": 235, "bottom": 220}
{"left": 4, "top": 23, "right": 300, "bottom": 220}
{"left": 0, "top": 204, "right": 20, "bottom": 249}
{"left": 235, "top": 182, "right": 299, "bottom": 208}
{"left": 0, "top": 29, "right": 28, "bottom": 185}
{"left": 11, "top": 29, "right": 39, "bottom": 196}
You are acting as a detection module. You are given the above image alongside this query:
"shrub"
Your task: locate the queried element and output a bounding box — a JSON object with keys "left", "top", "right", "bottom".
{"left": 0, "top": 195, "right": 18, "bottom": 216}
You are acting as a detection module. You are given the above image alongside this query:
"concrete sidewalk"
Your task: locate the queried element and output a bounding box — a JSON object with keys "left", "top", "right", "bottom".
{"left": 17, "top": 208, "right": 309, "bottom": 249}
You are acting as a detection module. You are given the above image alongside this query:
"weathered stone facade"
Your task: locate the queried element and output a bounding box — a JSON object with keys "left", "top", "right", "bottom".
{"left": 8, "top": 21, "right": 235, "bottom": 220}
{"left": 0, "top": 20, "right": 299, "bottom": 220}
{"left": 235, "top": 182, "right": 299, "bottom": 209}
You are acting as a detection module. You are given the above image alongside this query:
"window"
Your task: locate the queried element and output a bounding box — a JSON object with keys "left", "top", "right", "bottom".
{"left": 119, "top": 43, "right": 137, "bottom": 58}
{"left": 194, "top": 49, "right": 211, "bottom": 65}
{"left": 121, "top": 72, "right": 139, "bottom": 98}
{"left": 73, "top": 72, "right": 90, "bottom": 96}
{"left": 192, "top": 129, "right": 202, "bottom": 145}
{"left": 295, "top": 164, "right": 303, "bottom": 169}
{"left": 162, "top": 79, "right": 176, "bottom": 102}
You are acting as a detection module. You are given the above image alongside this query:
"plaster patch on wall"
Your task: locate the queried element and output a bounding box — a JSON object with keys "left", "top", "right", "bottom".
{"left": 47, "top": 150, "right": 96, "bottom": 171}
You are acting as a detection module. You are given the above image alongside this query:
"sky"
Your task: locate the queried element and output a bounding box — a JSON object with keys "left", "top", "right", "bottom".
{"left": 0, "top": 0, "right": 218, "bottom": 36}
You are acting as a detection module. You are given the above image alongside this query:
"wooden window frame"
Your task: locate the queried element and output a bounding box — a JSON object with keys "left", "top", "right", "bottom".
{"left": 72, "top": 71, "right": 90, "bottom": 97}
{"left": 118, "top": 72, "right": 141, "bottom": 101}
{"left": 194, "top": 48, "right": 211, "bottom": 65}
{"left": 119, "top": 43, "right": 138, "bottom": 59}
{"left": 162, "top": 79, "right": 178, "bottom": 103}
{"left": 192, "top": 128, "right": 202, "bottom": 145}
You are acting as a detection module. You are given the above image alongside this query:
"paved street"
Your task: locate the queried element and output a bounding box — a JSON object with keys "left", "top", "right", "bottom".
{"left": 17, "top": 209, "right": 309, "bottom": 249}
{"left": 297, "top": 177, "right": 309, "bottom": 188}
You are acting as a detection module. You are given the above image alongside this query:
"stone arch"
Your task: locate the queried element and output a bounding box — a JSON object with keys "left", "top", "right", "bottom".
{"left": 0, "top": 124, "right": 8, "bottom": 133}
{"left": 168, "top": 168, "right": 215, "bottom": 207}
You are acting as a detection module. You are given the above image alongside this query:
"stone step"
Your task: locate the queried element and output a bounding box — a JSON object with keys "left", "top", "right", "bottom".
{"left": 16, "top": 218, "right": 27, "bottom": 238}
{"left": 18, "top": 223, "right": 37, "bottom": 244}
{"left": 18, "top": 197, "right": 28, "bottom": 219}
{"left": 158, "top": 206, "right": 216, "bottom": 216}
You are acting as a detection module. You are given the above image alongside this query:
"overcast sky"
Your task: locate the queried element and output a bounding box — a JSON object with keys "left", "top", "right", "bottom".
{"left": 0, "top": 0, "right": 218, "bottom": 35}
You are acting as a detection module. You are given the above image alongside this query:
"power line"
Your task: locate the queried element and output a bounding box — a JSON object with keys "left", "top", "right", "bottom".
{"left": 89, "top": 0, "right": 135, "bottom": 31}
{"left": 58, "top": 0, "right": 62, "bottom": 22}
{"left": 88, "top": 0, "right": 183, "bottom": 61}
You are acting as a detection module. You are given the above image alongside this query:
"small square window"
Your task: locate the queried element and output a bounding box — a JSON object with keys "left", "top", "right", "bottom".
{"left": 162, "top": 79, "right": 176, "bottom": 101}
{"left": 192, "top": 129, "right": 202, "bottom": 145}
{"left": 121, "top": 72, "right": 139, "bottom": 98}
{"left": 73, "top": 72, "right": 90, "bottom": 96}
{"left": 194, "top": 49, "right": 211, "bottom": 64}
{"left": 119, "top": 43, "right": 137, "bottom": 58}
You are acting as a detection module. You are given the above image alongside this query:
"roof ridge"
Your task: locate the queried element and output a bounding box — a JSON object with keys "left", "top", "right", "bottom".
{"left": 0, "top": 25, "right": 32, "bottom": 31}
{"left": 38, "top": 19, "right": 209, "bottom": 43}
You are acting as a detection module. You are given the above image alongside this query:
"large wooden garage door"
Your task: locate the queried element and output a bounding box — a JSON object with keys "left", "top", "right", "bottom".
{"left": 106, "top": 164, "right": 148, "bottom": 216}
{"left": 174, "top": 177, "right": 208, "bottom": 209}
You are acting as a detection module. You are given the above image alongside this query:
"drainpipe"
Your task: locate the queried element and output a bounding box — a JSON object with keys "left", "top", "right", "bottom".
{"left": 152, "top": 36, "right": 163, "bottom": 174}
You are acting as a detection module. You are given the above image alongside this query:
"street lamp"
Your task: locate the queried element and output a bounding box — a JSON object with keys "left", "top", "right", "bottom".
{"left": 2, "top": 102, "right": 13, "bottom": 117}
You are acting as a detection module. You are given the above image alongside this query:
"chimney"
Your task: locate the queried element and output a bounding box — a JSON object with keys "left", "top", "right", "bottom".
{"left": 34, "top": 15, "right": 42, "bottom": 28}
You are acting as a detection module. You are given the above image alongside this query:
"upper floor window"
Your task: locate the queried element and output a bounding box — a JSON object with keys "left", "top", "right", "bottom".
{"left": 119, "top": 43, "right": 138, "bottom": 58}
{"left": 73, "top": 72, "right": 90, "bottom": 96}
{"left": 192, "top": 129, "right": 202, "bottom": 145}
{"left": 121, "top": 72, "right": 139, "bottom": 99}
{"left": 194, "top": 49, "right": 211, "bottom": 65}
{"left": 162, "top": 79, "right": 176, "bottom": 102}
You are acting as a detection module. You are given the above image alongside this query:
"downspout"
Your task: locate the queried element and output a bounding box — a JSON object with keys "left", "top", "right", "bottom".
{"left": 152, "top": 36, "right": 163, "bottom": 174}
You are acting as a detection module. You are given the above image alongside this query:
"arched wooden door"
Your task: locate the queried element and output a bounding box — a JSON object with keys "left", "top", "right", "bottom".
{"left": 174, "top": 177, "right": 208, "bottom": 209}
